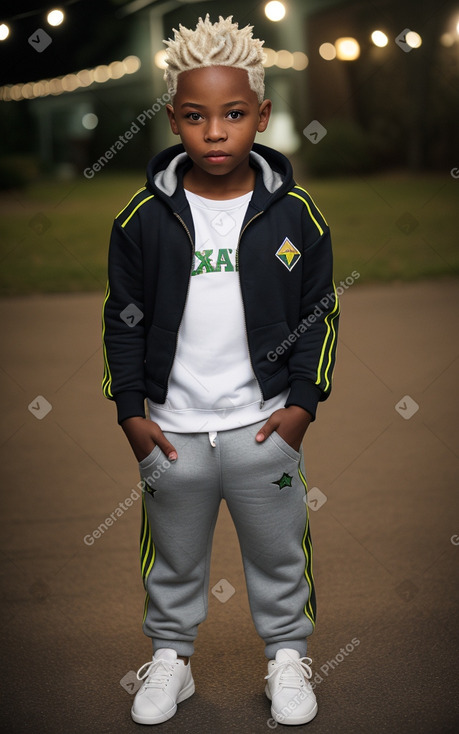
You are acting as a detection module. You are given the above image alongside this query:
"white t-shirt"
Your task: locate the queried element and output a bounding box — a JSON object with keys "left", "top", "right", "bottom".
{"left": 147, "top": 189, "right": 288, "bottom": 432}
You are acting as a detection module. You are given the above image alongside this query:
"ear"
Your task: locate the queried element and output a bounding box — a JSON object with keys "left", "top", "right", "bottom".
{"left": 166, "top": 104, "right": 180, "bottom": 136}
{"left": 257, "top": 99, "right": 272, "bottom": 133}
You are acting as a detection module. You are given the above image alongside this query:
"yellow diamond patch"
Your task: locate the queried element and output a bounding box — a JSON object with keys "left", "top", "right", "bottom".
{"left": 275, "top": 238, "right": 301, "bottom": 271}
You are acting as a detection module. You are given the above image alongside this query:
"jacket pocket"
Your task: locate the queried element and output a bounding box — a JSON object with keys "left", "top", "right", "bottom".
{"left": 249, "top": 321, "right": 293, "bottom": 380}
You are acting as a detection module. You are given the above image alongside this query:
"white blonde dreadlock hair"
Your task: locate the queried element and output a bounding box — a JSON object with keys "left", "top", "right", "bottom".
{"left": 163, "top": 15, "right": 266, "bottom": 104}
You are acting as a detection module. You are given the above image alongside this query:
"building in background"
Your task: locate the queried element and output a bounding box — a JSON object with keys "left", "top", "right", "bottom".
{"left": 0, "top": 0, "right": 458, "bottom": 183}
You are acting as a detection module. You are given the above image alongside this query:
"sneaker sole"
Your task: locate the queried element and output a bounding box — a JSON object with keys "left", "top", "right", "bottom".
{"left": 265, "top": 684, "right": 318, "bottom": 725}
{"left": 131, "top": 679, "right": 195, "bottom": 725}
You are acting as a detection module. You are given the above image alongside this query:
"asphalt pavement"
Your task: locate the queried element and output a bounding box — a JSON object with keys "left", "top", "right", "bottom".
{"left": 0, "top": 279, "right": 458, "bottom": 733}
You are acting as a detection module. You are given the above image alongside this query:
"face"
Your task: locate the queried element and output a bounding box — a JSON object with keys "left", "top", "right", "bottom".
{"left": 166, "top": 66, "right": 271, "bottom": 179}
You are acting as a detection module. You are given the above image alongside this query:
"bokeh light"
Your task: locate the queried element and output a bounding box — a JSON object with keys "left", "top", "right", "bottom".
{"left": 82, "top": 113, "right": 98, "bottom": 130}
{"left": 405, "top": 31, "right": 422, "bottom": 48}
{"left": 154, "top": 50, "right": 168, "bottom": 69}
{"left": 371, "top": 30, "right": 389, "bottom": 47}
{"left": 277, "top": 50, "right": 294, "bottom": 69}
{"left": 292, "top": 51, "right": 308, "bottom": 70}
{"left": 440, "top": 33, "right": 455, "bottom": 47}
{"left": 319, "top": 42, "right": 337, "bottom": 61}
{"left": 0, "top": 55, "right": 141, "bottom": 102}
{"left": 265, "top": 2, "right": 286, "bottom": 22}
{"left": 47, "top": 9, "right": 64, "bottom": 26}
{"left": 335, "top": 37, "right": 361, "bottom": 61}
{"left": 262, "top": 48, "right": 277, "bottom": 67}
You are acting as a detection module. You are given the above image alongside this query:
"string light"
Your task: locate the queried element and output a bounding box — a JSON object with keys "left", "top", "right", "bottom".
{"left": 47, "top": 9, "right": 64, "bottom": 26}
{"left": 371, "top": 30, "right": 389, "bottom": 48}
{"left": 265, "top": 2, "right": 286, "bottom": 22}
{"left": 405, "top": 31, "right": 422, "bottom": 48}
{"left": 0, "top": 55, "right": 141, "bottom": 102}
{"left": 262, "top": 48, "right": 308, "bottom": 70}
{"left": 319, "top": 43, "right": 336, "bottom": 61}
{"left": 335, "top": 37, "right": 360, "bottom": 61}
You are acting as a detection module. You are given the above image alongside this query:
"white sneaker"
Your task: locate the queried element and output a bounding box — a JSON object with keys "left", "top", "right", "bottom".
{"left": 131, "top": 648, "right": 195, "bottom": 725}
{"left": 265, "top": 648, "right": 318, "bottom": 725}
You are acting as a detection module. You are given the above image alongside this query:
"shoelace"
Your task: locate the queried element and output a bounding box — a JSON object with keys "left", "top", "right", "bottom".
{"left": 264, "top": 656, "right": 313, "bottom": 688}
{"left": 136, "top": 658, "right": 176, "bottom": 689}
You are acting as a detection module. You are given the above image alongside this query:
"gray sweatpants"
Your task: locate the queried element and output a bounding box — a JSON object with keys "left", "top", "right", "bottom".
{"left": 137, "top": 419, "right": 315, "bottom": 660}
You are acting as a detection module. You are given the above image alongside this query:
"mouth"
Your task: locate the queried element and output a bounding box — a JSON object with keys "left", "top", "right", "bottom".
{"left": 204, "top": 150, "right": 230, "bottom": 163}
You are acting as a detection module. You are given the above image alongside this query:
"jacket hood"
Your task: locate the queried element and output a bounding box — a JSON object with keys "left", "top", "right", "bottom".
{"left": 145, "top": 142, "right": 295, "bottom": 215}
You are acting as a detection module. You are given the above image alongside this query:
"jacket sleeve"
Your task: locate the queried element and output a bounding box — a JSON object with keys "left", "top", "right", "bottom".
{"left": 285, "top": 191, "right": 340, "bottom": 420}
{"left": 102, "top": 219, "right": 147, "bottom": 424}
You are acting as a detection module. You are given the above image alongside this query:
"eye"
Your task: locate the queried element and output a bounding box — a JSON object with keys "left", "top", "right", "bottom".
{"left": 227, "top": 110, "right": 243, "bottom": 120}
{"left": 186, "top": 112, "right": 202, "bottom": 121}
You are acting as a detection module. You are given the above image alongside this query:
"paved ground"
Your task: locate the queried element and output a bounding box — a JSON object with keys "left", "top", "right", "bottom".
{"left": 0, "top": 279, "right": 458, "bottom": 734}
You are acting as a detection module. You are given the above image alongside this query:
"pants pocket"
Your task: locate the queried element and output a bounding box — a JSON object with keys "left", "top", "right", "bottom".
{"left": 138, "top": 445, "right": 162, "bottom": 471}
{"left": 268, "top": 430, "right": 301, "bottom": 462}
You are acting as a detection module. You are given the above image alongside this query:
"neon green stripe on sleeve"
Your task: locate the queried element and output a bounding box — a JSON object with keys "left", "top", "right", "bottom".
{"left": 315, "top": 282, "right": 340, "bottom": 391}
{"left": 294, "top": 185, "right": 328, "bottom": 226}
{"left": 287, "top": 191, "right": 324, "bottom": 236}
{"left": 115, "top": 187, "right": 146, "bottom": 219}
{"left": 121, "top": 195, "right": 155, "bottom": 228}
{"left": 101, "top": 281, "right": 113, "bottom": 398}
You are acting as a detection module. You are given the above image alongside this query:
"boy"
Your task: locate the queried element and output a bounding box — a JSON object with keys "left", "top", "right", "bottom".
{"left": 102, "top": 15, "right": 339, "bottom": 727}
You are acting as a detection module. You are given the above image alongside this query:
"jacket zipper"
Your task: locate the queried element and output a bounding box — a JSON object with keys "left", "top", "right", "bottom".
{"left": 164, "top": 212, "right": 195, "bottom": 401}
{"left": 236, "top": 211, "right": 265, "bottom": 409}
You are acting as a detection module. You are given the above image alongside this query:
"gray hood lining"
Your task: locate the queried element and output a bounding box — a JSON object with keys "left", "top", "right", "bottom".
{"left": 153, "top": 150, "right": 284, "bottom": 198}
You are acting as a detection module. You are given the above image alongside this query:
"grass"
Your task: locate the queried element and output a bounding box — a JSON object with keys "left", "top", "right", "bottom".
{"left": 0, "top": 171, "right": 457, "bottom": 295}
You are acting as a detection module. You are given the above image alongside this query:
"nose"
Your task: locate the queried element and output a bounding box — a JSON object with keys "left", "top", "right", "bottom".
{"left": 204, "top": 116, "right": 227, "bottom": 142}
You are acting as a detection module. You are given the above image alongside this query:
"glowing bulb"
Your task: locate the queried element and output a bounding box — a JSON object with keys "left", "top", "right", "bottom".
{"left": 292, "top": 52, "right": 308, "bottom": 70}
{"left": 47, "top": 9, "right": 64, "bottom": 26}
{"left": 109, "top": 61, "right": 125, "bottom": 79}
{"left": 62, "top": 74, "right": 79, "bottom": 91}
{"left": 335, "top": 37, "right": 360, "bottom": 61}
{"left": 405, "top": 31, "right": 422, "bottom": 48}
{"left": 319, "top": 43, "right": 336, "bottom": 61}
{"left": 77, "top": 69, "right": 94, "bottom": 87}
{"left": 265, "top": 2, "right": 286, "bottom": 22}
{"left": 154, "top": 50, "right": 168, "bottom": 69}
{"left": 0, "top": 23, "right": 9, "bottom": 40}
{"left": 22, "top": 83, "right": 34, "bottom": 99}
{"left": 123, "top": 55, "right": 141, "bottom": 74}
{"left": 440, "top": 33, "right": 454, "bottom": 47}
{"left": 82, "top": 113, "right": 98, "bottom": 130}
{"left": 371, "top": 30, "right": 388, "bottom": 48}
{"left": 262, "top": 48, "right": 277, "bottom": 67}
{"left": 94, "top": 65, "right": 110, "bottom": 83}
{"left": 277, "top": 50, "right": 293, "bottom": 68}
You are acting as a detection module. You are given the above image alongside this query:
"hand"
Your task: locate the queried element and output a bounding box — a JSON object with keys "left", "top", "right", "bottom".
{"left": 121, "top": 417, "right": 178, "bottom": 462}
{"left": 255, "top": 406, "right": 312, "bottom": 452}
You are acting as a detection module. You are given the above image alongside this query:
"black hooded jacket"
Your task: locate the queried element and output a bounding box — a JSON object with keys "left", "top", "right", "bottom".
{"left": 102, "top": 143, "right": 339, "bottom": 425}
